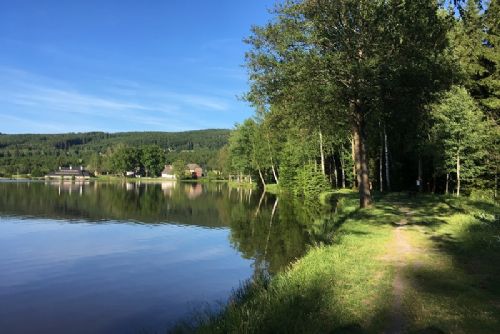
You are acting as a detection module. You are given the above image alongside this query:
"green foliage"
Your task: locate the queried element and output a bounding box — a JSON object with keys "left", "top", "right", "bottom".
{"left": 469, "top": 188, "right": 497, "bottom": 203}
{"left": 294, "top": 163, "right": 330, "bottom": 200}
{"left": 451, "top": 0, "right": 500, "bottom": 119}
{"left": 172, "top": 159, "right": 187, "bottom": 178}
{"left": 206, "top": 170, "right": 223, "bottom": 180}
{"left": 30, "top": 167, "right": 45, "bottom": 177}
{"left": 187, "top": 192, "right": 500, "bottom": 333}
{"left": 141, "top": 145, "right": 165, "bottom": 177}
{"left": 227, "top": 0, "right": 499, "bottom": 202}
{"left": 228, "top": 119, "right": 256, "bottom": 176}
{"left": 0, "top": 130, "right": 229, "bottom": 177}
{"left": 109, "top": 145, "right": 139, "bottom": 176}
{"left": 430, "top": 86, "right": 491, "bottom": 192}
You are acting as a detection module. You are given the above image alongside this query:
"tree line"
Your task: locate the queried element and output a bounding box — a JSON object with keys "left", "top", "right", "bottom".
{"left": 0, "top": 129, "right": 229, "bottom": 177}
{"left": 223, "top": 0, "right": 499, "bottom": 207}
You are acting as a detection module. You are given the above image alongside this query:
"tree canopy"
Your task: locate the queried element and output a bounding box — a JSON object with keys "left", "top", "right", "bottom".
{"left": 225, "top": 0, "right": 498, "bottom": 206}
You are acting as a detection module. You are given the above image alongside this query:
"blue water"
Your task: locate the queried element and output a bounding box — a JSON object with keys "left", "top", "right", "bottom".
{"left": 0, "top": 217, "right": 253, "bottom": 333}
{"left": 0, "top": 181, "right": 317, "bottom": 333}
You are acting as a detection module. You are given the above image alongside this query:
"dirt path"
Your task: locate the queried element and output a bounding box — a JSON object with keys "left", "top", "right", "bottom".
{"left": 385, "top": 206, "right": 416, "bottom": 334}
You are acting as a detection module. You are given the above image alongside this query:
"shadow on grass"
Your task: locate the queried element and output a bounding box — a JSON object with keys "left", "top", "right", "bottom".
{"left": 172, "top": 192, "right": 500, "bottom": 333}
{"left": 171, "top": 274, "right": 382, "bottom": 334}
{"left": 387, "top": 194, "right": 500, "bottom": 332}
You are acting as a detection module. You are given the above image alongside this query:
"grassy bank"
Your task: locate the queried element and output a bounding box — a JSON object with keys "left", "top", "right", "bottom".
{"left": 174, "top": 191, "right": 499, "bottom": 333}
{"left": 228, "top": 180, "right": 256, "bottom": 190}
{"left": 263, "top": 183, "right": 280, "bottom": 194}
{"left": 93, "top": 175, "right": 227, "bottom": 183}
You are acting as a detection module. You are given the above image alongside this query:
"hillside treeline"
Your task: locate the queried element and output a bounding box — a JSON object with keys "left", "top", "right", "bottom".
{"left": 0, "top": 129, "right": 229, "bottom": 176}
{"left": 224, "top": 0, "right": 499, "bottom": 206}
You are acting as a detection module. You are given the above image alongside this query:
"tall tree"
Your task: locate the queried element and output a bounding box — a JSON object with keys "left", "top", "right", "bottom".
{"left": 430, "top": 86, "right": 489, "bottom": 196}
{"left": 245, "top": 0, "right": 451, "bottom": 207}
{"left": 109, "top": 145, "right": 139, "bottom": 176}
{"left": 141, "top": 145, "right": 165, "bottom": 177}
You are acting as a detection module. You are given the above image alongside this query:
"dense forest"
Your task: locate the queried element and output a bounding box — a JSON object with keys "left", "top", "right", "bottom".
{"left": 223, "top": 0, "right": 499, "bottom": 207}
{"left": 0, "top": 129, "right": 229, "bottom": 177}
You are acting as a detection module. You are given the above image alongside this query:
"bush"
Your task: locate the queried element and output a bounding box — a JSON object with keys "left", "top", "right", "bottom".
{"left": 30, "top": 167, "right": 45, "bottom": 177}
{"left": 207, "top": 170, "right": 223, "bottom": 180}
{"left": 469, "top": 189, "right": 496, "bottom": 203}
{"left": 294, "top": 163, "right": 331, "bottom": 200}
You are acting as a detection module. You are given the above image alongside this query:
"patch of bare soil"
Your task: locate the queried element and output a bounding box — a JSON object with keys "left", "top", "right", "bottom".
{"left": 385, "top": 206, "right": 415, "bottom": 334}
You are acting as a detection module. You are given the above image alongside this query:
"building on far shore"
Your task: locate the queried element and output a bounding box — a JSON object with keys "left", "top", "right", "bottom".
{"left": 46, "top": 166, "right": 90, "bottom": 180}
{"left": 186, "top": 163, "right": 203, "bottom": 179}
{"left": 161, "top": 165, "right": 176, "bottom": 179}
{"left": 161, "top": 163, "right": 203, "bottom": 179}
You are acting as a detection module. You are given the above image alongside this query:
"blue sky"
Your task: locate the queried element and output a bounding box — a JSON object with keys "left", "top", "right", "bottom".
{"left": 0, "top": 0, "right": 275, "bottom": 133}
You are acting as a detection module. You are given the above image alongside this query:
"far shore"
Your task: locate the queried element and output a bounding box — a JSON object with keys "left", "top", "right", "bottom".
{"left": 0, "top": 176, "right": 261, "bottom": 189}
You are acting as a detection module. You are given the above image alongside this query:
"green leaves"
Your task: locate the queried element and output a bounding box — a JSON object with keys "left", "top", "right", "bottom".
{"left": 430, "top": 86, "right": 490, "bottom": 186}
{"left": 141, "top": 145, "right": 165, "bottom": 177}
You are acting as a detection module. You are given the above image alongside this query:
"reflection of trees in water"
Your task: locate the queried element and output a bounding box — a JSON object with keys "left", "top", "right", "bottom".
{"left": 0, "top": 182, "right": 231, "bottom": 227}
{"left": 185, "top": 183, "right": 203, "bottom": 199}
{"left": 226, "top": 193, "right": 338, "bottom": 276}
{"left": 0, "top": 182, "right": 338, "bottom": 276}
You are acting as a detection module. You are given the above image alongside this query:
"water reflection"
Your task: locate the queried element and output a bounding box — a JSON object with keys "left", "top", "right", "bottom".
{"left": 0, "top": 181, "right": 339, "bottom": 333}
{"left": 1, "top": 181, "right": 337, "bottom": 275}
{"left": 0, "top": 181, "right": 337, "bottom": 276}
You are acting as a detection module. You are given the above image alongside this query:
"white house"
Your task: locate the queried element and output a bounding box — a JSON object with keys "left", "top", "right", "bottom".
{"left": 161, "top": 165, "right": 176, "bottom": 179}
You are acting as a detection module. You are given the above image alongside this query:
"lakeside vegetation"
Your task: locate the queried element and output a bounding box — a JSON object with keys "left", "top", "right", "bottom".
{"left": 173, "top": 0, "right": 499, "bottom": 332}
{"left": 1, "top": 0, "right": 499, "bottom": 332}
{"left": 174, "top": 191, "right": 499, "bottom": 333}
{"left": 0, "top": 129, "right": 229, "bottom": 177}
{"left": 219, "top": 0, "right": 498, "bottom": 207}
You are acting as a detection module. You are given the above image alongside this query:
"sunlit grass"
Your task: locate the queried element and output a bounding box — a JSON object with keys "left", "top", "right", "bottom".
{"left": 173, "top": 191, "right": 500, "bottom": 333}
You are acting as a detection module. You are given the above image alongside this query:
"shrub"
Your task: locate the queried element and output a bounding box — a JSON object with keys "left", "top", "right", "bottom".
{"left": 294, "top": 163, "right": 331, "bottom": 200}
{"left": 469, "top": 189, "right": 496, "bottom": 203}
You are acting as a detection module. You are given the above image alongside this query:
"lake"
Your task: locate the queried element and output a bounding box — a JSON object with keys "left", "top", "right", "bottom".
{"left": 0, "top": 181, "right": 334, "bottom": 333}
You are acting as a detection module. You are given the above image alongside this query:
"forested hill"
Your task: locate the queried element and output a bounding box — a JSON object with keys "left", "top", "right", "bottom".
{"left": 0, "top": 129, "right": 230, "bottom": 176}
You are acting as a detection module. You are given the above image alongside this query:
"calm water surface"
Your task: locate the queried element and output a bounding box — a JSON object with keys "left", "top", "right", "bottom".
{"left": 0, "top": 181, "right": 334, "bottom": 333}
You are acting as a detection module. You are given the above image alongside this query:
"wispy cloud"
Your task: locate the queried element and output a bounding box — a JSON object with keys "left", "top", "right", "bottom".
{"left": 0, "top": 114, "right": 64, "bottom": 132}
{"left": 0, "top": 67, "right": 240, "bottom": 133}
{"left": 11, "top": 88, "right": 151, "bottom": 114}
{"left": 207, "top": 66, "right": 247, "bottom": 81}
{"left": 156, "top": 91, "right": 229, "bottom": 111}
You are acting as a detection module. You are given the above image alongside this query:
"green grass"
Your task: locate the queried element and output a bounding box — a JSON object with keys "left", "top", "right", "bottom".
{"left": 264, "top": 183, "right": 280, "bottom": 194}
{"left": 228, "top": 181, "right": 257, "bottom": 190}
{"left": 94, "top": 175, "right": 178, "bottom": 182}
{"left": 393, "top": 195, "right": 500, "bottom": 333}
{"left": 180, "top": 178, "right": 227, "bottom": 184}
{"left": 172, "top": 191, "right": 500, "bottom": 333}
{"left": 174, "top": 191, "right": 400, "bottom": 333}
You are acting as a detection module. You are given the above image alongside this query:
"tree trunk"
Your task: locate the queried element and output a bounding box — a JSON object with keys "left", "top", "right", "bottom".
{"left": 340, "top": 150, "right": 346, "bottom": 188}
{"left": 352, "top": 102, "right": 371, "bottom": 208}
{"left": 254, "top": 190, "right": 266, "bottom": 217}
{"left": 257, "top": 168, "right": 266, "bottom": 190}
{"left": 456, "top": 150, "right": 460, "bottom": 197}
{"left": 432, "top": 172, "right": 436, "bottom": 193}
{"left": 319, "top": 130, "right": 326, "bottom": 175}
{"left": 379, "top": 144, "right": 383, "bottom": 192}
{"left": 329, "top": 157, "right": 333, "bottom": 184}
{"left": 384, "top": 125, "right": 391, "bottom": 191}
{"left": 495, "top": 164, "right": 498, "bottom": 199}
{"left": 445, "top": 173, "right": 450, "bottom": 195}
{"left": 263, "top": 198, "right": 279, "bottom": 259}
{"left": 379, "top": 123, "right": 383, "bottom": 192}
{"left": 418, "top": 156, "right": 423, "bottom": 192}
{"left": 266, "top": 133, "right": 279, "bottom": 185}
{"left": 332, "top": 154, "right": 338, "bottom": 188}
{"left": 351, "top": 137, "right": 357, "bottom": 189}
